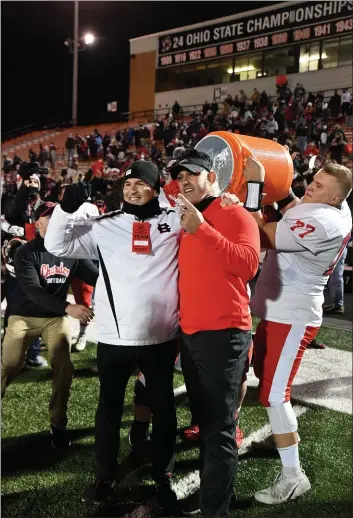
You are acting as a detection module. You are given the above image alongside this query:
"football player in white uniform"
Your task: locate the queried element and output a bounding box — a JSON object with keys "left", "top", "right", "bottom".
{"left": 244, "top": 159, "right": 352, "bottom": 505}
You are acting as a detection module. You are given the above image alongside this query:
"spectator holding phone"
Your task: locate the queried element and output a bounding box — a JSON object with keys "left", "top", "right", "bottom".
{"left": 3, "top": 162, "right": 41, "bottom": 238}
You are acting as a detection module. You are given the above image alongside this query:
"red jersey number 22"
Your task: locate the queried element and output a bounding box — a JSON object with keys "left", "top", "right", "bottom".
{"left": 290, "top": 220, "right": 316, "bottom": 238}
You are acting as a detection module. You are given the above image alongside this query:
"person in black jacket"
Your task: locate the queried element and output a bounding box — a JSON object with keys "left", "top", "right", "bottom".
{"left": 330, "top": 134, "right": 346, "bottom": 165}
{"left": 3, "top": 162, "right": 41, "bottom": 234}
{"left": 3, "top": 162, "right": 49, "bottom": 366}
{"left": 1, "top": 201, "right": 98, "bottom": 449}
{"left": 328, "top": 90, "right": 341, "bottom": 118}
{"left": 65, "top": 133, "right": 77, "bottom": 165}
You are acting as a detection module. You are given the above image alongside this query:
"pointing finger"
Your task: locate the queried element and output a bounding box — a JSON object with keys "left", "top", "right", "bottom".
{"left": 177, "top": 194, "right": 195, "bottom": 210}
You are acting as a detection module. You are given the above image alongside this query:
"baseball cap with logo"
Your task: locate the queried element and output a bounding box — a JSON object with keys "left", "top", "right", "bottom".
{"left": 170, "top": 150, "right": 213, "bottom": 180}
{"left": 124, "top": 160, "right": 160, "bottom": 193}
{"left": 34, "top": 201, "right": 58, "bottom": 221}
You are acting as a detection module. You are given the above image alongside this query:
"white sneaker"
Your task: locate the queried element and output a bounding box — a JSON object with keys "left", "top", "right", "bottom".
{"left": 254, "top": 467, "right": 311, "bottom": 504}
{"left": 25, "top": 355, "right": 48, "bottom": 368}
{"left": 72, "top": 328, "right": 87, "bottom": 352}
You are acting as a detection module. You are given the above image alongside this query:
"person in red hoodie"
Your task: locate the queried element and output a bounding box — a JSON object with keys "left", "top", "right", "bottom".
{"left": 304, "top": 140, "right": 319, "bottom": 157}
{"left": 197, "top": 123, "right": 208, "bottom": 141}
{"left": 169, "top": 149, "right": 260, "bottom": 518}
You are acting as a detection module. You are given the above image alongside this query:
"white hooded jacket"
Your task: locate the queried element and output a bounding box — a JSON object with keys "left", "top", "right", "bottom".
{"left": 45, "top": 202, "right": 180, "bottom": 346}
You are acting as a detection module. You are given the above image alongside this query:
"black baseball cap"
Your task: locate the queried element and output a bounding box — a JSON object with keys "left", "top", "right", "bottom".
{"left": 124, "top": 160, "right": 160, "bottom": 193}
{"left": 34, "top": 201, "right": 58, "bottom": 221}
{"left": 170, "top": 151, "right": 213, "bottom": 180}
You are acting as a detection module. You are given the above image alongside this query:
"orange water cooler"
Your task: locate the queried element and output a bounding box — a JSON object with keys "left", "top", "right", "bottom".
{"left": 195, "top": 132, "right": 293, "bottom": 205}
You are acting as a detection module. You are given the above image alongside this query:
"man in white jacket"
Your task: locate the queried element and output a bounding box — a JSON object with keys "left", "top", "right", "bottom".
{"left": 45, "top": 161, "right": 180, "bottom": 512}
{"left": 266, "top": 115, "right": 279, "bottom": 137}
{"left": 341, "top": 88, "right": 352, "bottom": 116}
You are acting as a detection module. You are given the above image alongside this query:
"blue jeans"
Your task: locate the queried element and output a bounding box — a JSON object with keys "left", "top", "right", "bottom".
{"left": 327, "top": 248, "right": 347, "bottom": 308}
{"left": 67, "top": 148, "right": 75, "bottom": 164}
{"left": 297, "top": 136, "right": 308, "bottom": 155}
{"left": 27, "top": 337, "right": 42, "bottom": 360}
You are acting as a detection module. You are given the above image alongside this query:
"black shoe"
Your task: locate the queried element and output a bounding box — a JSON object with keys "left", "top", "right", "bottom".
{"left": 307, "top": 338, "right": 326, "bottom": 350}
{"left": 323, "top": 304, "right": 344, "bottom": 315}
{"left": 180, "top": 490, "right": 201, "bottom": 516}
{"left": 128, "top": 431, "right": 152, "bottom": 457}
{"left": 154, "top": 479, "right": 179, "bottom": 515}
{"left": 50, "top": 426, "right": 71, "bottom": 450}
{"left": 82, "top": 477, "right": 117, "bottom": 505}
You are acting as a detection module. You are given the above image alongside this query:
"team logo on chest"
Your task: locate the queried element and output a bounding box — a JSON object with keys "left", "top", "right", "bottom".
{"left": 158, "top": 223, "right": 171, "bottom": 233}
{"left": 40, "top": 262, "right": 70, "bottom": 278}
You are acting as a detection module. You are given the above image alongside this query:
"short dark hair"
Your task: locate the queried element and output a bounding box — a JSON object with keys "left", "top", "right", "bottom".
{"left": 321, "top": 161, "right": 352, "bottom": 200}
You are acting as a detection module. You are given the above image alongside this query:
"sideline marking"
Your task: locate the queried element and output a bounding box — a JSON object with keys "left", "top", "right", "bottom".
{"left": 123, "top": 406, "right": 308, "bottom": 517}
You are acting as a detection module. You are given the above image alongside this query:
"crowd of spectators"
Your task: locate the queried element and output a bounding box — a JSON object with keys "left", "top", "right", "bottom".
{"left": 1, "top": 85, "right": 352, "bottom": 215}
{"left": 1, "top": 82, "right": 351, "bottom": 380}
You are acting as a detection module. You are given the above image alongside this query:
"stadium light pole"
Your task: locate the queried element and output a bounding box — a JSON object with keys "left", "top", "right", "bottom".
{"left": 72, "top": 0, "right": 79, "bottom": 127}
{"left": 64, "top": 1, "right": 96, "bottom": 126}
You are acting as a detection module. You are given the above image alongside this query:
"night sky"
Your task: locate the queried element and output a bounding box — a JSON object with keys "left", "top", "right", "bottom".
{"left": 2, "top": 0, "right": 272, "bottom": 132}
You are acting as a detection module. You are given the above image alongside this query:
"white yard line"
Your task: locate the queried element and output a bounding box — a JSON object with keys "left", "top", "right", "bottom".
{"left": 2, "top": 296, "right": 351, "bottom": 414}
{"left": 2, "top": 292, "right": 350, "bottom": 515}
{"left": 238, "top": 405, "right": 308, "bottom": 455}
{"left": 173, "top": 384, "right": 187, "bottom": 397}
{"left": 4, "top": 293, "right": 350, "bottom": 414}
{"left": 173, "top": 405, "right": 308, "bottom": 502}
{"left": 173, "top": 470, "right": 200, "bottom": 501}
{"left": 123, "top": 405, "right": 308, "bottom": 517}
{"left": 245, "top": 348, "right": 352, "bottom": 415}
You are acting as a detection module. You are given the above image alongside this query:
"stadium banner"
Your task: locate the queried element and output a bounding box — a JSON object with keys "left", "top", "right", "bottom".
{"left": 157, "top": 0, "right": 352, "bottom": 68}
{"left": 107, "top": 101, "right": 118, "bottom": 112}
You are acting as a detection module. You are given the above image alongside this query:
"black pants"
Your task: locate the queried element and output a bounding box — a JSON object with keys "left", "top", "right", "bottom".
{"left": 341, "top": 102, "right": 350, "bottom": 116}
{"left": 181, "top": 328, "right": 252, "bottom": 518}
{"left": 95, "top": 340, "right": 177, "bottom": 482}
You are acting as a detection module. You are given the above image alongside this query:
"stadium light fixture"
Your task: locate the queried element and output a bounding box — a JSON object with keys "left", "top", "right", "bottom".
{"left": 83, "top": 32, "right": 95, "bottom": 46}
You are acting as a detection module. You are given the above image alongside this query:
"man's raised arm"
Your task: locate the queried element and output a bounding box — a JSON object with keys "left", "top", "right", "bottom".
{"left": 45, "top": 181, "right": 99, "bottom": 260}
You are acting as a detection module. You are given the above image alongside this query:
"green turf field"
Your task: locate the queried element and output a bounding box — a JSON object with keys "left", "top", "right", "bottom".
{"left": 1, "top": 326, "right": 352, "bottom": 518}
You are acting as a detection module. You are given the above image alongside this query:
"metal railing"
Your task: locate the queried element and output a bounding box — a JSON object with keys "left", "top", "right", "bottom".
{"left": 123, "top": 87, "right": 352, "bottom": 122}
{"left": 2, "top": 87, "right": 351, "bottom": 143}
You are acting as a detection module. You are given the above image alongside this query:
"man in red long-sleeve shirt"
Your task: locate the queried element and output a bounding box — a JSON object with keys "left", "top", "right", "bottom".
{"left": 303, "top": 141, "right": 319, "bottom": 157}
{"left": 170, "top": 149, "right": 260, "bottom": 518}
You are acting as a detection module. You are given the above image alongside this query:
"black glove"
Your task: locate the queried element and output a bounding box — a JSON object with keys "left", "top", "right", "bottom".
{"left": 18, "top": 162, "right": 30, "bottom": 181}
{"left": 277, "top": 188, "right": 297, "bottom": 212}
{"left": 60, "top": 181, "right": 92, "bottom": 213}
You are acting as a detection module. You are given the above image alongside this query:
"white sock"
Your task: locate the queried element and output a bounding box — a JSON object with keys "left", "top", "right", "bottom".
{"left": 277, "top": 443, "right": 301, "bottom": 477}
